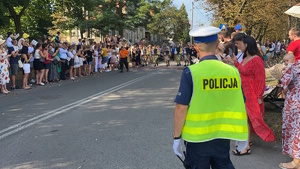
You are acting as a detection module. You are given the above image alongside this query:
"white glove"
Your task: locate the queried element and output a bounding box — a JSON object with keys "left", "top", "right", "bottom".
{"left": 173, "top": 139, "right": 184, "bottom": 157}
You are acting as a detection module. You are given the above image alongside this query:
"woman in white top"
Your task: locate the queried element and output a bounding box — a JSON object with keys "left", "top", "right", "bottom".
{"left": 67, "top": 46, "right": 76, "bottom": 80}
{"left": 33, "top": 43, "right": 47, "bottom": 86}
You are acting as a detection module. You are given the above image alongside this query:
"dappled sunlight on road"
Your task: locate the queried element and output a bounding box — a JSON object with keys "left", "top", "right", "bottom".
{"left": 81, "top": 87, "right": 178, "bottom": 112}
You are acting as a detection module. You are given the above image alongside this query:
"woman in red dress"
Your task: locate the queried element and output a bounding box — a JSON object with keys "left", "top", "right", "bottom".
{"left": 228, "top": 35, "right": 275, "bottom": 155}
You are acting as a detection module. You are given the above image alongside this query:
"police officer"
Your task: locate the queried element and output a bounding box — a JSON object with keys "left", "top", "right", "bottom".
{"left": 173, "top": 26, "right": 248, "bottom": 169}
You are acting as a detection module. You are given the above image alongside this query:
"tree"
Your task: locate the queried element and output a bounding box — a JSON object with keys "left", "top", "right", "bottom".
{"left": 147, "top": 0, "right": 175, "bottom": 39}
{"left": 204, "top": 0, "right": 300, "bottom": 42}
{"left": 22, "top": 0, "right": 53, "bottom": 37}
{"left": 93, "top": 0, "right": 155, "bottom": 36}
{"left": 2, "top": 0, "right": 30, "bottom": 36}
{"left": 147, "top": 0, "right": 190, "bottom": 42}
{"left": 173, "top": 4, "right": 190, "bottom": 43}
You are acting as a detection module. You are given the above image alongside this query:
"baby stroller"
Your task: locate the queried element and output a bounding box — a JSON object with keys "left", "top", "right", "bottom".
{"left": 263, "top": 64, "right": 285, "bottom": 109}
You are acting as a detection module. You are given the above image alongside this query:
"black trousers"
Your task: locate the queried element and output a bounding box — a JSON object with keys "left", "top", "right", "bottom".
{"left": 184, "top": 139, "right": 234, "bottom": 169}
{"left": 120, "top": 58, "right": 128, "bottom": 71}
{"left": 60, "top": 60, "right": 67, "bottom": 80}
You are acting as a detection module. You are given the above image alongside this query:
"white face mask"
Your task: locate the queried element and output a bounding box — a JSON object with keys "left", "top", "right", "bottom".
{"left": 52, "top": 48, "right": 55, "bottom": 52}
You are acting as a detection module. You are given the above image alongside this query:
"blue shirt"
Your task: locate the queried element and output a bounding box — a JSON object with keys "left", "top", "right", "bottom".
{"left": 6, "top": 37, "right": 13, "bottom": 48}
{"left": 174, "top": 55, "right": 246, "bottom": 105}
{"left": 59, "top": 48, "right": 68, "bottom": 59}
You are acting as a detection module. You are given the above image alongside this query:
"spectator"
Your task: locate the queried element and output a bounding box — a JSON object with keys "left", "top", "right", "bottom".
{"left": 67, "top": 46, "right": 75, "bottom": 80}
{"left": 189, "top": 45, "right": 197, "bottom": 65}
{"left": 28, "top": 40, "right": 35, "bottom": 83}
{"left": 33, "top": 43, "right": 46, "bottom": 86}
{"left": 94, "top": 43, "right": 99, "bottom": 73}
{"left": 233, "top": 33, "right": 246, "bottom": 63}
{"left": 59, "top": 42, "right": 68, "bottom": 80}
{"left": 102, "top": 45, "right": 109, "bottom": 72}
{"left": 287, "top": 27, "right": 300, "bottom": 63}
{"left": 227, "top": 35, "right": 275, "bottom": 155}
{"left": 77, "top": 45, "right": 85, "bottom": 77}
{"left": 136, "top": 45, "right": 141, "bottom": 67}
{"left": 119, "top": 46, "right": 129, "bottom": 73}
{"left": 110, "top": 45, "right": 118, "bottom": 71}
{"left": 235, "top": 24, "right": 243, "bottom": 33}
{"left": 0, "top": 38, "right": 11, "bottom": 94}
{"left": 48, "top": 44, "right": 59, "bottom": 82}
{"left": 21, "top": 40, "right": 31, "bottom": 90}
{"left": 55, "top": 32, "right": 61, "bottom": 45}
{"left": 9, "top": 36, "right": 20, "bottom": 90}
{"left": 86, "top": 45, "right": 94, "bottom": 75}
{"left": 279, "top": 54, "right": 300, "bottom": 168}
{"left": 43, "top": 44, "right": 52, "bottom": 84}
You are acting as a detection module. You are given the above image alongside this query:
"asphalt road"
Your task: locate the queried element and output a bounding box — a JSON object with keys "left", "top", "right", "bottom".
{"left": 0, "top": 63, "right": 291, "bottom": 169}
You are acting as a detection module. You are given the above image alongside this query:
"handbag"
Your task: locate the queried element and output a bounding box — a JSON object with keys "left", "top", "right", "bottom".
{"left": 53, "top": 58, "right": 59, "bottom": 65}
{"left": 18, "top": 59, "right": 23, "bottom": 68}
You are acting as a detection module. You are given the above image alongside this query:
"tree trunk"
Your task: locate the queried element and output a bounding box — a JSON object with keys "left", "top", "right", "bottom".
{"left": 7, "top": 5, "right": 27, "bottom": 38}
{"left": 14, "top": 15, "right": 23, "bottom": 37}
{"left": 80, "top": 28, "right": 84, "bottom": 39}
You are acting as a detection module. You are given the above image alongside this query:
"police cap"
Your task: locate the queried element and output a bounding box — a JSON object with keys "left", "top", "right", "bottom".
{"left": 189, "top": 26, "right": 221, "bottom": 43}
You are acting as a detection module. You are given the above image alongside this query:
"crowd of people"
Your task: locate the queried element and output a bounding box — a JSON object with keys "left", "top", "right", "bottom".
{"left": 0, "top": 31, "right": 202, "bottom": 94}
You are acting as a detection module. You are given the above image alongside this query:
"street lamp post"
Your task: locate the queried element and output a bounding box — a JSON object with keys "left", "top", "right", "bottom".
{"left": 190, "top": 1, "right": 194, "bottom": 45}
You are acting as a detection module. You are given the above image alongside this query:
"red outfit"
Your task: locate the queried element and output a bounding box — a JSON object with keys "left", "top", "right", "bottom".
{"left": 281, "top": 63, "right": 300, "bottom": 158}
{"left": 235, "top": 56, "right": 275, "bottom": 142}
{"left": 287, "top": 39, "right": 300, "bottom": 63}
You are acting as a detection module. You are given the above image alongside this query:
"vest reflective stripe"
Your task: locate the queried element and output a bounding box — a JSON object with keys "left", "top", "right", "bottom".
{"left": 182, "top": 59, "right": 248, "bottom": 143}
{"left": 185, "top": 111, "right": 246, "bottom": 121}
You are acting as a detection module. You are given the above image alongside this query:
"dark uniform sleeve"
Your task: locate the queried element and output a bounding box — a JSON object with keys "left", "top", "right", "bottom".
{"left": 241, "top": 86, "right": 246, "bottom": 103}
{"left": 174, "top": 68, "right": 193, "bottom": 105}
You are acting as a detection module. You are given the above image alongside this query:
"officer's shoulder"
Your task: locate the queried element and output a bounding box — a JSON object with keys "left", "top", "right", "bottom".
{"left": 183, "top": 67, "right": 191, "bottom": 74}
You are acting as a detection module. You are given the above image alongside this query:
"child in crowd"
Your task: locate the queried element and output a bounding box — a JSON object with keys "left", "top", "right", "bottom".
{"left": 282, "top": 53, "right": 295, "bottom": 74}
{"left": 279, "top": 53, "right": 295, "bottom": 99}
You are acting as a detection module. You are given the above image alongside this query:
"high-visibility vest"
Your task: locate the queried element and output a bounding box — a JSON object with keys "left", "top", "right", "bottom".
{"left": 182, "top": 59, "right": 248, "bottom": 143}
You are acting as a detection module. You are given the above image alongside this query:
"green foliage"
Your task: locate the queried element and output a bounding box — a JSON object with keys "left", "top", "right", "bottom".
{"left": 0, "top": 0, "right": 190, "bottom": 42}
{"left": 147, "top": 1, "right": 190, "bottom": 43}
